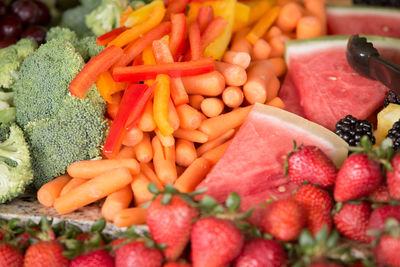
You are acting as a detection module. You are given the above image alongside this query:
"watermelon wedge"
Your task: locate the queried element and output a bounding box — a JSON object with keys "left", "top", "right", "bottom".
{"left": 278, "top": 71, "right": 305, "bottom": 117}
{"left": 196, "top": 104, "right": 348, "bottom": 226}
{"left": 284, "top": 35, "right": 400, "bottom": 130}
{"left": 327, "top": 5, "right": 400, "bottom": 38}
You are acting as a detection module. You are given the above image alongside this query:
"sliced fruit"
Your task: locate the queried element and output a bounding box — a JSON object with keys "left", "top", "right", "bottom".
{"left": 375, "top": 103, "right": 400, "bottom": 144}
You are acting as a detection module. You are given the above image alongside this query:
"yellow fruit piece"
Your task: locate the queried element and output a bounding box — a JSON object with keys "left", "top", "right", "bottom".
{"left": 374, "top": 103, "right": 400, "bottom": 144}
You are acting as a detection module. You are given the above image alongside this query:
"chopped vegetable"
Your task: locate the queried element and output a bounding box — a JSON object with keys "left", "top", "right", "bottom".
{"left": 153, "top": 74, "right": 174, "bottom": 136}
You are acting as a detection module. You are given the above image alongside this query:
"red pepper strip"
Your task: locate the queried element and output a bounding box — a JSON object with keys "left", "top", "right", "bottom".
{"left": 125, "top": 83, "right": 155, "bottom": 130}
{"left": 152, "top": 39, "right": 189, "bottom": 105}
{"left": 113, "top": 57, "right": 215, "bottom": 82}
{"left": 197, "top": 5, "right": 213, "bottom": 33}
{"left": 189, "top": 22, "right": 202, "bottom": 61}
{"left": 96, "top": 27, "right": 127, "bottom": 46}
{"left": 165, "top": 0, "right": 189, "bottom": 20}
{"left": 113, "top": 22, "right": 171, "bottom": 68}
{"left": 70, "top": 45, "right": 124, "bottom": 99}
{"left": 103, "top": 83, "right": 152, "bottom": 158}
{"left": 200, "top": 16, "right": 228, "bottom": 51}
{"left": 169, "top": 13, "right": 186, "bottom": 59}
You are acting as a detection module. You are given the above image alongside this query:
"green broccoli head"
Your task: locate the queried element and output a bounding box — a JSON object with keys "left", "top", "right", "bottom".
{"left": 85, "top": 0, "right": 128, "bottom": 36}
{"left": 61, "top": 5, "right": 95, "bottom": 37}
{"left": 46, "top": 26, "right": 79, "bottom": 45}
{"left": 13, "top": 39, "right": 38, "bottom": 59}
{"left": 14, "top": 39, "right": 85, "bottom": 128}
{"left": 76, "top": 36, "right": 105, "bottom": 61}
{"left": 0, "top": 123, "right": 33, "bottom": 203}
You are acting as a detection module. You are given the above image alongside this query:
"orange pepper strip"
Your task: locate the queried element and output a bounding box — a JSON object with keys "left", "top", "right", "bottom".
{"left": 153, "top": 74, "right": 174, "bottom": 136}
{"left": 109, "top": 1, "right": 166, "bottom": 48}
{"left": 246, "top": 6, "right": 280, "bottom": 45}
{"left": 119, "top": 6, "right": 133, "bottom": 27}
{"left": 96, "top": 71, "right": 126, "bottom": 103}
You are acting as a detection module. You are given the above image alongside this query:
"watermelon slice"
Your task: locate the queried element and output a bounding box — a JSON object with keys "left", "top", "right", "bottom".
{"left": 196, "top": 104, "right": 348, "bottom": 226}
{"left": 284, "top": 35, "right": 400, "bottom": 130}
{"left": 327, "top": 5, "right": 400, "bottom": 38}
{"left": 278, "top": 71, "right": 305, "bottom": 117}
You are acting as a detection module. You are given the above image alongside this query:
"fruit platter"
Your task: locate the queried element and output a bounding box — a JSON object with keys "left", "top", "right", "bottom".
{"left": 1, "top": 0, "right": 400, "bottom": 266}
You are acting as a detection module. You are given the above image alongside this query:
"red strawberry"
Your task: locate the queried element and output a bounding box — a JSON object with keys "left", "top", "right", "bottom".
{"left": 377, "top": 234, "right": 400, "bottom": 267}
{"left": 163, "top": 262, "right": 191, "bottom": 267}
{"left": 75, "top": 233, "right": 105, "bottom": 246}
{"left": 0, "top": 230, "right": 5, "bottom": 241}
{"left": 146, "top": 195, "right": 199, "bottom": 261}
{"left": 24, "top": 240, "right": 69, "bottom": 267}
{"left": 293, "top": 184, "right": 334, "bottom": 235}
{"left": 310, "top": 262, "right": 344, "bottom": 267}
{"left": 0, "top": 243, "right": 23, "bottom": 267}
{"left": 369, "top": 185, "right": 390, "bottom": 203}
{"left": 367, "top": 205, "right": 400, "bottom": 233}
{"left": 233, "top": 238, "right": 287, "bottom": 267}
{"left": 115, "top": 241, "right": 163, "bottom": 267}
{"left": 286, "top": 145, "right": 337, "bottom": 187}
{"left": 191, "top": 217, "right": 244, "bottom": 267}
{"left": 386, "top": 153, "right": 400, "bottom": 199}
{"left": 334, "top": 154, "right": 383, "bottom": 202}
{"left": 110, "top": 238, "right": 126, "bottom": 257}
{"left": 261, "top": 199, "right": 306, "bottom": 241}
{"left": 69, "top": 250, "right": 114, "bottom": 267}
{"left": 333, "top": 201, "right": 372, "bottom": 243}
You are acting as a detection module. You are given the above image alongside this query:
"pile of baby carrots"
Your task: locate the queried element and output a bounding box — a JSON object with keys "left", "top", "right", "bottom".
{"left": 37, "top": 0, "right": 327, "bottom": 227}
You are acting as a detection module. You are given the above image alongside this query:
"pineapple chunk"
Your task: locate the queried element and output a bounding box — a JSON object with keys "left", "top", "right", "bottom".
{"left": 374, "top": 103, "right": 400, "bottom": 144}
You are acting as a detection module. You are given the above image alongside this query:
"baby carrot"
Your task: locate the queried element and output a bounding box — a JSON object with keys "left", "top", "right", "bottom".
{"left": 138, "top": 99, "right": 157, "bottom": 132}
{"left": 181, "top": 71, "right": 225, "bottom": 96}
{"left": 37, "top": 174, "right": 71, "bottom": 207}
{"left": 101, "top": 186, "right": 133, "bottom": 222}
{"left": 168, "top": 99, "right": 180, "bottom": 131}
{"left": 200, "top": 17, "right": 228, "bottom": 51}
{"left": 267, "top": 57, "right": 287, "bottom": 77}
{"left": 189, "top": 21, "right": 202, "bottom": 61}
{"left": 201, "top": 140, "right": 232, "bottom": 165}
{"left": 296, "top": 15, "right": 323, "bottom": 39}
{"left": 176, "top": 165, "right": 186, "bottom": 177}
{"left": 222, "top": 86, "right": 244, "bottom": 108}
{"left": 199, "top": 105, "right": 252, "bottom": 141}
{"left": 276, "top": 2, "right": 304, "bottom": 32}
{"left": 155, "top": 128, "right": 175, "bottom": 147}
{"left": 243, "top": 60, "right": 275, "bottom": 104}
{"left": 267, "top": 97, "right": 286, "bottom": 109}
{"left": 152, "top": 136, "right": 177, "bottom": 185}
{"left": 222, "top": 51, "right": 251, "bottom": 69}
{"left": 268, "top": 36, "right": 286, "bottom": 58}
{"left": 176, "top": 104, "right": 203, "bottom": 130}
{"left": 197, "top": 5, "right": 213, "bottom": 33}
{"left": 60, "top": 178, "right": 87, "bottom": 197}
{"left": 173, "top": 128, "right": 209, "bottom": 143}
{"left": 131, "top": 172, "right": 154, "bottom": 205}
{"left": 67, "top": 159, "right": 140, "bottom": 179}
{"left": 231, "top": 27, "right": 252, "bottom": 54}
{"left": 215, "top": 61, "right": 247, "bottom": 87}
{"left": 175, "top": 139, "right": 197, "bottom": 167}
{"left": 263, "top": 26, "right": 282, "bottom": 41}
{"left": 135, "top": 133, "right": 153, "bottom": 163}
{"left": 304, "top": 0, "right": 327, "bottom": 35}
{"left": 252, "top": 39, "right": 271, "bottom": 60}
{"left": 140, "top": 162, "right": 164, "bottom": 190}
{"left": 174, "top": 157, "right": 211, "bottom": 193}
{"left": 189, "top": 94, "right": 205, "bottom": 110}
{"left": 200, "top": 97, "right": 224, "bottom": 118}
{"left": 197, "top": 128, "right": 235, "bottom": 156}
{"left": 170, "top": 77, "right": 189, "bottom": 106}
{"left": 266, "top": 76, "right": 281, "bottom": 102}
{"left": 116, "top": 146, "right": 136, "bottom": 159}
{"left": 54, "top": 168, "right": 133, "bottom": 214}
{"left": 113, "top": 207, "right": 147, "bottom": 228}
{"left": 122, "top": 126, "right": 143, "bottom": 147}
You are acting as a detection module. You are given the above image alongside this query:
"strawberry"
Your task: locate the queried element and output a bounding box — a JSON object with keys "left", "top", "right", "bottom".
{"left": 367, "top": 205, "right": 400, "bottom": 234}
{"left": 69, "top": 250, "right": 114, "bottom": 267}
{"left": 191, "top": 217, "right": 244, "bottom": 267}
{"left": 377, "top": 234, "right": 400, "bottom": 267}
{"left": 293, "top": 184, "right": 334, "bottom": 235}
{"left": 261, "top": 198, "right": 306, "bottom": 241}
{"left": 233, "top": 238, "right": 287, "bottom": 267}
{"left": 286, "top": 145, "right": 337, "bottom": 187}
{"left": 386, "top": 152, "right": 400, "bottom": 199}
{"left": 24, "top": 240, "right": 69, "bottom": 267}
{"left": 369, "top": 185, "right": 390, "bottom": 203}
{"left": 333, "top": 201, "right": 372, "bottom": 243}
{"left": 0, "top": 243, "right": 23, "bottom": 267}
{"left": 310, "top": 262, "right": 345, "bottom": 267}
{"left": 163, "top": 262, "right": 191, "bottom": 267}
{"left": 115, "top": 241, "right": 163, "bottom": 267}
{"left": 110, "top": 238, "right": 126, "bottom": 257}
{"left": 334, "top": 154, "right": 383, "bottom": 202}
{"left": 146, "top": 195, "right": 199, "bottom": 261}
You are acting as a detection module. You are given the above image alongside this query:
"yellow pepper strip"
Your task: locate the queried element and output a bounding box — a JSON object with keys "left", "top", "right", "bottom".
{"left": 246, "top": 6, "right": 280, "bottom": 45}
{"left": 124, "top": 0, "right": 163, "bottom": 28}
{"left": 153, "top": 74, "right": 174, "bottom": 136}
{"left": 96, "top": 71, "right": 126, "bottom": 103}
{"left": 245, "top": 0, "right": 276, "bottom": 26}
{"left": 232, "top": 2, "right": 251, "bottom": 32}
{"left": 142, "top": 46, "right": 156, "bottom": 86}
{"left": 109, "top": 1, "right": 166, "bottom": 48}
{"left": 119, "top": 6, "right": 133, "bottom": 27}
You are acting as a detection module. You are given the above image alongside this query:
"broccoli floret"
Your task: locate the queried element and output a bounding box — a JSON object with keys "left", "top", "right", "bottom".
{"left": 0, "top": 39, "right": 37, "bottom": 90}
{"left": 61, "top": 5, "right": 94, "bottom": 37}
{"left": 77, "top": 36, "right": 105, "bottom": 60}
{"left": 14, "top": 38, "right": 106, "bottom": 189}
{"left": 0, "top": 123, "right": 33, "bottom": 203}
{"left": 86, "top": 0, "right": 128, "bottom": 36}
{"left": 46, "top": 26, "right": 79, "bottom": 45}
{"left": 14, "top": 39, "right": 84, "bottom": 128}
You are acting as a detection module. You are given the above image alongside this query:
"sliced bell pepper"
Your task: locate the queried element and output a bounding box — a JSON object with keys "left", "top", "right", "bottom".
{"left": 125, "top": 83, "right": 155, "bottom": 130}
{"left": 189, "top": 22, "right": 202, "bottom": 60}
{"left": 142, "top": 46, "right": 157, "bottom": 86}
{"left": 124, "top": 0, "right": 163, "bottom": 28}
{"left": 96, "top": 27, "right": 127, "bottom": 46}
{"left": 165, "top": 0, "right": 189, "bottom": 20}
{"left": 108, "top": 1, "right": 166, "bottom": 48}
{"left": 96, "top": 71, "right": 126, "bottom": 103}
{"left": 70, "top": 45, "right": 124, "bottom": 99}
{"left": 246, "top": 6, "right": 280, "bottom": 44}
{"left": 103, "top": 83, "right": 153, "bottom": 158}
{"left": 119, "top": 6, "right": 133, "bottom": 27}
{"left": 153, "top": 74, "right": 174, "bottom": 136}
{"left": 169, "top": 13, "right": 186, "bottom": 58}
{"left": 112, "top": 57, "right": 215, "bottom": 82}
{"left": 232, "top": 2, "right": 250, "bottom": 32}
{"left": 197, "top": 5, "right": 213, "bottom": 33}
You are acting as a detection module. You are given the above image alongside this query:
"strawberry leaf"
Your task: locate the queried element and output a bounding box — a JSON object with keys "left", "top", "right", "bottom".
{"left": 91, "top": 218, "right": 106, "bottom": 233}
{"left": 148, "top": 182, "right": 160, "bottom": 195}
{"left": 161, "top": 193, "right": 172, "bottom": 205}
{"left": 226, "top": 192, "right": 241, "bottom": 212}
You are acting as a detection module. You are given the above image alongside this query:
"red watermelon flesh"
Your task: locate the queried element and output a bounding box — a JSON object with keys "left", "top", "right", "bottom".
{"left": 278, "top": 72, "right": 305, "bottom": 117}
{"left": 196, "top": 104, "right": 348, "bottom": 226}
{"left": 327, "top": 6, "right": 400, "bottom": 38}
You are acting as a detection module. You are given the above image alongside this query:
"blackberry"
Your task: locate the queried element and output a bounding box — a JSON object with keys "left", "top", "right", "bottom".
{"left": 353, "top": 0, "right": 400, "bottom": 7}
{"left": 386, "top": 119, "right": 400, "bottom": 151}
{"left": 334, "top": 115, "right": 375, "bottom": 146}
{"left": 383, "top": 90, "right": 400, "bottom": 108}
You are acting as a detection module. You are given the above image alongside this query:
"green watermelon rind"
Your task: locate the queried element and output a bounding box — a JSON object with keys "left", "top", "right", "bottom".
{"left": 326, "top": 5, "right": 400, "bottom": 17}
{"left": 284, "top": 35, "right": 400, "bottom": 66}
